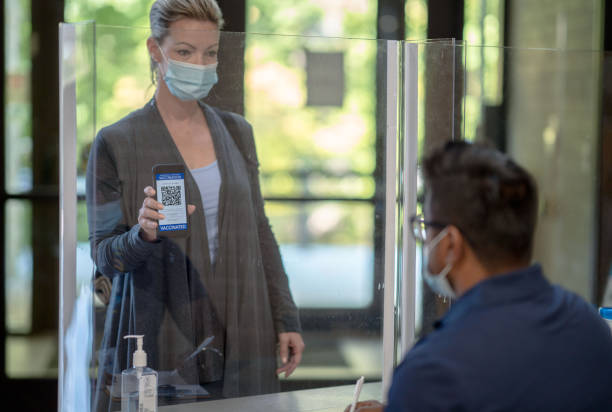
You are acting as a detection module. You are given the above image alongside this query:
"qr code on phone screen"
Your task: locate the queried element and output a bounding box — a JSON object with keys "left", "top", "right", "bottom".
{"left": 161, "top": 185, "right": 182, "bottom": 206}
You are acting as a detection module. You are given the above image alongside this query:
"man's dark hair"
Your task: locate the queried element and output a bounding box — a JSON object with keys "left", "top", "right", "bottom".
{"left": 423, "top": 141, "right": 538, "bottom": 266}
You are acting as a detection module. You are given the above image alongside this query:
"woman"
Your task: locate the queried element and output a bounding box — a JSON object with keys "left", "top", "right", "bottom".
{"left": 87, "top": 0, "right": 304, "bottom": 409}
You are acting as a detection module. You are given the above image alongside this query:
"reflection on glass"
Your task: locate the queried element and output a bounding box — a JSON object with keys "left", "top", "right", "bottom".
{"left": 4, "top": 0, "right": 32, "bottom": 193}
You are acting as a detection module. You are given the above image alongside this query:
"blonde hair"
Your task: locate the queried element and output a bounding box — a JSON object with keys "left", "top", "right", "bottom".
{"left": 149, "top": 0, "right": 224, "bottom": 83}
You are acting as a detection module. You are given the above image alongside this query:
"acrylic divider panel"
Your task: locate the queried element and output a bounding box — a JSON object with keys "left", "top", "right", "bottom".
{"left": 58, "top": 24, "right": 432, "bottom": 411}
{"left": 463, "top": 45, "right": 603, "bottom": 303}
{"left": 408, "top": 43, "right": 607, "bottom": 354}
{"left": 397, "top": 39, "right": 464, "bottom": 352}
{"left": 60, "top": 23, "right": 544, "bottom": 410}
{"left": 57, "top": 23, "right": 475, "bottom": 410}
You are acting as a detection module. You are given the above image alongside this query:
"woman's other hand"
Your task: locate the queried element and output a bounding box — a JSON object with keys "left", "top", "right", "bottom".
{"left": 343, "top": 400, "right": 385, "bottom": 412}
{"left": 138, "top": 186, "right": 197, "bottom": 242}
{"left": 276, "top": 332, "right": 305, "bottom": 378}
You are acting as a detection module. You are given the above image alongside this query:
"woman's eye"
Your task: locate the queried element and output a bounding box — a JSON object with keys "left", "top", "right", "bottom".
{"left": 207, "top": 50, "right": 218, "bottom": 58}
{"left": 177, "top": 49, "right": 190, "bottom": 57}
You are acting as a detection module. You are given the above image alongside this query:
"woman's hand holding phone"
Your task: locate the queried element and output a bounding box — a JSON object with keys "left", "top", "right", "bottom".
{"left": 138, "top": 186, "right": 196, "bottom": 242}
{"left": 139, "top": 186, "right": 165, "bottom": 242}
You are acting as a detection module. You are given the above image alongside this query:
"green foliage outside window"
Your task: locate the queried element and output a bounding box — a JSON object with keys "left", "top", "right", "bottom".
{"left": 64, "top": 0, "right": 379, "bottom": 245}
{"left": 246, "top": 0, "right": 377, "bottom": 245}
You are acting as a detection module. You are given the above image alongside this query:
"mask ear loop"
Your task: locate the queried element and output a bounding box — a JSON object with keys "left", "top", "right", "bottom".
{"left": 425, "top": 226, "right": 454, "bottom": 280}
{"left": 425, "top": 226, "right": 450, "bottom": 255}
{"left": 153, "top": 41, "right": 171, "bottom": 85}
{"left": 156, "top": 42, "right": 169, "bottom": 63}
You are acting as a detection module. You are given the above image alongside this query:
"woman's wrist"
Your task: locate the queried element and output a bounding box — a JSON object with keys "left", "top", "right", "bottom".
{"left": 138, "top": 226, "right": 158, "bottom": 242}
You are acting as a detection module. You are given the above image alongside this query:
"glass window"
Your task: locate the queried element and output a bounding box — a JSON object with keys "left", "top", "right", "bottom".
{"left": 246, "top": 0, "right": 381, "bottom": 389}
{"left": 463, "top": 0, "right": 505, "bottom": 141}
{"left": 4, "top": 199, "right": 32, "bottom": 334}
{"left": 266, "top": 201, "right": 374, "bottom": 309}
{"left": 4, "top": 0, "right": 32, "bottom": 193}
{"left": 405, "top": 0, "right": 428, "bottom": 40}
{"left": 247, "top": 0, "right": 377, "bottom": 39}
{"left": 4, "top": 199, "right": 57, "bottom": 379}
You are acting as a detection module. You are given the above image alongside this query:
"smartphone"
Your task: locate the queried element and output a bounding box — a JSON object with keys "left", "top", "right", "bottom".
{"left": 152, "top": 163, "right": 189, "bottom": 237}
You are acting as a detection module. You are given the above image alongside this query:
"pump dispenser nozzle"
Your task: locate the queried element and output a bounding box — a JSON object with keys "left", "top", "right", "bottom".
{"left": 121, "top": 334, "right": 158, "bottom": 411}
{"left": 124, "top": 335, "right": 147, "bottom": 368}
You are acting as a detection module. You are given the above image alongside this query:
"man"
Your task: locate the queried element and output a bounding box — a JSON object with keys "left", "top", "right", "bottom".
{"left": 349, "top": 141, "right": 612, "bottom": 411}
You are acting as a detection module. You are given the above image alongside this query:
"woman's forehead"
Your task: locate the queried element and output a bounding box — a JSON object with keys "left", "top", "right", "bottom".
{"left": 166, "top": 18, "right": 219, "bottom": 45}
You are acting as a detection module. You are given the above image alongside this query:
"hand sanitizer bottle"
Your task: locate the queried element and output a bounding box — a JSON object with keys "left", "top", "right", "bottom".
{"left": 121, "top": 335, "right": 158, "bottom": 412}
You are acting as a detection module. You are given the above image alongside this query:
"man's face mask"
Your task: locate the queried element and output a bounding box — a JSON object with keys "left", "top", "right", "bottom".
{"left": 158, "top": 44, "right": 218, "bottom": 101}
{"left": 423, "top": 227, "right": 456, "bottom": 299}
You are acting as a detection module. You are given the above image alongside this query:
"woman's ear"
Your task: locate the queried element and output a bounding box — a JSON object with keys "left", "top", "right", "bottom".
{"left": 147, "top": 37, "right": 162, "bottom": 64}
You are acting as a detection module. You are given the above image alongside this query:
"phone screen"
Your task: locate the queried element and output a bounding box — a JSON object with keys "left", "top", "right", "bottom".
{"left": 155, "top": 172, "right": 188, "bottom": 232}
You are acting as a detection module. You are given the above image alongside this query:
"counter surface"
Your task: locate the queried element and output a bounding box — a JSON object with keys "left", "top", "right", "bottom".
{"left": 159, "top": 382, "right": 382, "bottom": 412}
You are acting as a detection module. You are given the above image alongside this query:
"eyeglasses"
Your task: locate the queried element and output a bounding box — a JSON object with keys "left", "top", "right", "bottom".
{"left": 409, "top": 214, "right": 447, "bottom": 243}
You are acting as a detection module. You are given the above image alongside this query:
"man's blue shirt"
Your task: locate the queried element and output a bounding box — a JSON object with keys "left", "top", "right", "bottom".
{"left": 386, "top": 264, "right": 612, "bottom": 411}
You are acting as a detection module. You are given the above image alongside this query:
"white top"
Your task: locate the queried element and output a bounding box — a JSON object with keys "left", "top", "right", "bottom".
{"left": 191, "top": 161, "right": 221, "bottom": 264}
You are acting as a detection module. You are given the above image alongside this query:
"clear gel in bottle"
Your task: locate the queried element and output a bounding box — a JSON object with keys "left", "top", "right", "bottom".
{"left": 121, "top": 335, "right": 158, "bottom": 412}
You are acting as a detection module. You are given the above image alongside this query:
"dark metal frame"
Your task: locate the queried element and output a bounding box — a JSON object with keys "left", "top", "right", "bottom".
{"left": 596, "top": 0, "right": 612, "bottom": 305}
{"left": 0, "top": 0, "right": 63, "bottom": 407}
{"left": 0, "top": 0, "right": 6, "bottom": 381}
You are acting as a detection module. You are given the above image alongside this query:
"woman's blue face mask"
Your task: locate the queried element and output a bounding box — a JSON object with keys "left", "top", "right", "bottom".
{"left": 158, "top": 44, "right": 218, "bottom": 101}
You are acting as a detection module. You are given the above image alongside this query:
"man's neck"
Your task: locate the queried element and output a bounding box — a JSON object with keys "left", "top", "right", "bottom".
{"left": 484, "top": 261, "right": 530, "bottom": 277}
{"left": 451, "top": 258, "right": 529, "bottom": 297}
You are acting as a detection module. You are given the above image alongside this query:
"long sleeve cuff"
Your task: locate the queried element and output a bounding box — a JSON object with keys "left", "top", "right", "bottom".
{"left": 127, "top": 224, "right": 162, "bottom": 261}
{"left": 275, "top": 312, "right": 302, "bottom": 334}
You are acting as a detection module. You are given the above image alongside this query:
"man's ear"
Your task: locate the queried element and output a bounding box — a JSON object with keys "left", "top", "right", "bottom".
{"left": 147, "top": 37, "right": 162, "bottom": 64}
{"left": 445, "top": 225, "right": 465, "bottom": 265}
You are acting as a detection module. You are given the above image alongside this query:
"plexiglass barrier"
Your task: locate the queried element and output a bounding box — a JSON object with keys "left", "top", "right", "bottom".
{"left": 408, "top": 44, "right": 606, "bottom": 346}
{"left": 462, "top": 45, "right": 602, "bottom": 303}
{"left": 59, "top": 23, "right": 461, "bottom": 411}
{"left": 59, "top": 22, "right": 609, "bottom": 412}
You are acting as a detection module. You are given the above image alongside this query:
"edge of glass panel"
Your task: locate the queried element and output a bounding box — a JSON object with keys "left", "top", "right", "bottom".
{"left": 59, "top": 22, "right": 77, "bottom": 412}
{"left": 399, "top": 41, "right": 419, "bottom": 358}
{"left": 382, "top": 40, "right": 399, "bottom": 400}
{"left": 59, "top": 21, "right": 96, "bottom": 412}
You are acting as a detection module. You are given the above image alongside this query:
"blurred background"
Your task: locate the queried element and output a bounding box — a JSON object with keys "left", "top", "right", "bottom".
{"left": 3, "top": 0, "right": 612, "bottom": 409}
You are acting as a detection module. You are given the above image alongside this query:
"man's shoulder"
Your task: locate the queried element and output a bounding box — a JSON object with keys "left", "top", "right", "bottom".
{"left": 394, "top": 329, "right": 469, "bottom": 384}
{"left": 549, "top": 283, "right": 611, "bottom": 334}
{"left": 387, "top": 344, "right": 464, "bottom": 411}
{"left": 396, "top": 342, "right": 450, "bottom": 375}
